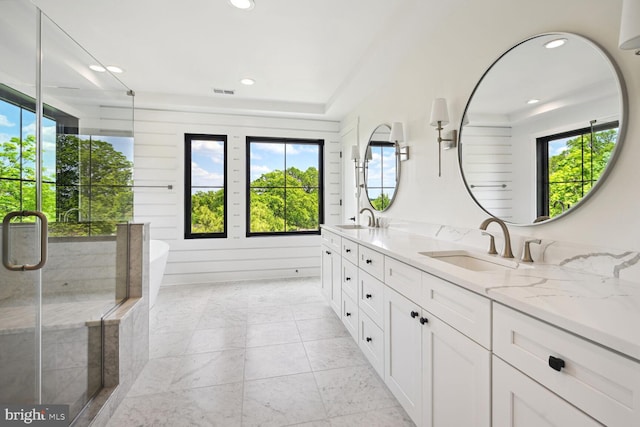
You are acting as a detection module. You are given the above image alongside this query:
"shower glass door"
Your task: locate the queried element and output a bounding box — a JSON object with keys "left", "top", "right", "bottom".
{"left": 0, "top": 0, "right": 42, "bottom": 405}
{"left": 1, "top": 1, "right": 135, "bottom": 420}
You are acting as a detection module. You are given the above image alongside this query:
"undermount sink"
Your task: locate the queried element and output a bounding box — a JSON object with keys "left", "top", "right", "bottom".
{"left": 335, "top": 224, "right": 368, "bottom": 230}
{"left": 419, "top": 250, "right": 524, "bottom": 272}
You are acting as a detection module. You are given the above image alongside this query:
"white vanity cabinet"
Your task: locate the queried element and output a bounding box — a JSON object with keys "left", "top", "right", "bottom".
{"left": 320, "top": 229, "right": 341, "bottom": 317}
{"left": 493, "top": 303, "right": 640, "bottom": 427}
{"left": 383, "top": 258, "right": 491, "bottom": 427}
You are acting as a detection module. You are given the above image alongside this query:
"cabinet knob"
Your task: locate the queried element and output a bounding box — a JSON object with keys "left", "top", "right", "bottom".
{"left": 410, "top": 311, "right": 419, "bottom": 318}
{"left": 366, "top": 259, "right": 372, "bottom": 264}
{"left": 365, "top": 293, "right": 372, "bottom": 299}
{"left": 345, "top": 277, "right": 351, "bottom": 281}
{"left": 325, "top": 250, "right": 331, "bottom": 255}
{"left": 346, "top": 248, "right": 351, "bottom": 253}
{"left": 346, "top": 312, "right": 351, "bottom": 317}
{"left": 548, "top": 356, "right": 565, "bottom": 372}
{"left": 366, "top": 337, "right": 372, "bottom": 342}
{"left": 420, "top": 317, "right": 429, "bottom": 325}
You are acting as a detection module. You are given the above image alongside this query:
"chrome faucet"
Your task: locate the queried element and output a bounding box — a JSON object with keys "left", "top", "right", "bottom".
{"left": 359, "top": 208, "right": 376, "bottom": 227}
{"left": 479, "top": 217, "right": 514, "bottom": 258}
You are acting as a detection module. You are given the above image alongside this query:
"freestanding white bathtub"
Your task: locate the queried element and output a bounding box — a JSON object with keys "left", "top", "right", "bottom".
{"left": 149, "top": 240, "right": 169, "bottom": 309}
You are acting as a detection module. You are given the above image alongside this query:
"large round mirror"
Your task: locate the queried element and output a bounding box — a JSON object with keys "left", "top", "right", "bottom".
{"left": 459, "top": 33, "right": 626, "bottom": 225}
{"left": 365, "top": 124, "right": 400, "bottom": 211}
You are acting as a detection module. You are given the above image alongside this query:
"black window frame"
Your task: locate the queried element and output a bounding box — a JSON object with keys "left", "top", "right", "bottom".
{"left": 184, "top": 133, "right": 228, "bottom": 239}
{"left": 536, "top": 120, "right": 618, "bottom": 217}
{"left": 246, "top": 136, "right": 324, "bottom": 237}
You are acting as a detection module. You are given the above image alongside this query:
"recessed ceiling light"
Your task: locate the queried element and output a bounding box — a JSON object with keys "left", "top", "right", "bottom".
{"left": 527, "top": 99, "right": 540, "bottom": 104}
{"left": 89, "top": 65, "right": 106, "bottom": 72}
{"left": 106, "top": 66, "right": 124, "bottom": 74}
{"left": 240, "top": 78, "right": 255, "bottom": 86}
{"left": 228, "top": 0, "right": 255, "bottom": 10}
{"left": 544, "top": 38, "right": 568, "bottom": 49}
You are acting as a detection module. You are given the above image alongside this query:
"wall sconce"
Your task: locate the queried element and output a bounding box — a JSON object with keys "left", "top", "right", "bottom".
{"left": 389, "top": 122, "right": 409, "bottom": 161}
{"left": 429, "top": 98, "right": 458, "bottom": 177}
{"left": 619, "top": 0, "right": 640, "bottom": 51}
{"left": 350, "top": 145, "right": 367, "bottom": 198}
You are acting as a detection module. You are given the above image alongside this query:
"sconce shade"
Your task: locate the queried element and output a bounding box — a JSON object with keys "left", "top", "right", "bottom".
{"left": 350, "top": 145, "right": 360, "bottom": 160}
{"left": 430, "top": 98, "right": 450, "bottom": 127}
{"left": 619, "top": 0, "right": 640, "bottom": 49}
{"left": 389, "top": 122, "right": 404, "bottom": 142}
{"left": 365, "top": 147, "right": 373, "bottom": 161}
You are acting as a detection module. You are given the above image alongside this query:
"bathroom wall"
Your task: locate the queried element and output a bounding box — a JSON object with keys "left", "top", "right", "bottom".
{"left": 106, "top": 106, "right": 342, "bottom": 286}
{"left": 341, "top": 0, "right": 640, "bottom": 252}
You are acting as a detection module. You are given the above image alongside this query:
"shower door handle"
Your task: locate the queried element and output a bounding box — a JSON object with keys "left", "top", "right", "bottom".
{"left": 2, "top": 210, "right": 48, "bottom": 271}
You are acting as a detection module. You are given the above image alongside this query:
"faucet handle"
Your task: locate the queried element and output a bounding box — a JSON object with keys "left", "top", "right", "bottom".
{"left": 481, "top": 231, "right": 498, "bottom": 255}
{"left": 521, "top": 238, "right": 542, "bottom": 263}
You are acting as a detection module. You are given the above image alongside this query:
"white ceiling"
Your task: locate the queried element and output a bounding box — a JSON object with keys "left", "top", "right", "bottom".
{"left": 30, "top": 0, "right": 422, "bottom": 119}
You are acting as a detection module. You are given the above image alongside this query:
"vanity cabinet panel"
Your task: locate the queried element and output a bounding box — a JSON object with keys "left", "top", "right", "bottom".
{"left": 385, "top": 256, "right": 422, "bottom": 303}
{"left": 494, "top": 303, "right": 640, "bottom": 427}
{"left": 342, "top": 238, "right": 359, "bottom": 266}
{"left": 421, "top": 272, "right": 491, "bottom": 349}
{"left": 341, "top": 291, "right": 358, "bottom": 341}
{"left": 321, "top": 245, "right": 341, "bottom": 317}
{"left": 493, "top": 356, "right": 602, "bottom": 427}
{"left": 359, "top": 245, "right": 384, "bottom": 281}
{"left": 358, "top": 269, "right": 384, "bottom": 328}
{"left": 384, "top": 286, "right": 423, "bottom": 424}
{"left": 321, "top": 229, "right": 341, "bottom": 252}
{"left": 422, "top": 311, "right": 491, "bottom": 427}
{"left": 359, "top": 310, "right": 384, "bottom": 378}
{"left": 342, "top": 259, "right": 358, "bottom": 302}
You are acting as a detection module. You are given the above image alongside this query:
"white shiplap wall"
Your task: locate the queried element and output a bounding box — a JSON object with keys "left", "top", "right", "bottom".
{"left": 102, "top": 106, "right": 341, "bottom": 286}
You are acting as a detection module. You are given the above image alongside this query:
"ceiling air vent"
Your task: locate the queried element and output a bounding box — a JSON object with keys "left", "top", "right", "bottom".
{"left": 213, "top": 88, "right": 235, "bottom": 95}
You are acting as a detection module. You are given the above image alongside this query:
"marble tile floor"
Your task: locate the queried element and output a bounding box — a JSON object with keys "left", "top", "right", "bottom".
{"left": 107, "top": 277, "right": 415, "bottom": 427}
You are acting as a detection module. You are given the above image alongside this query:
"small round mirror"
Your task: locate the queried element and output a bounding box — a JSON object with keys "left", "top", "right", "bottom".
{"left": 365, "top": 124, "right": 400, "bottom": 211}
{"left": 459, "top": 33, "right": 626, "bottom": 225}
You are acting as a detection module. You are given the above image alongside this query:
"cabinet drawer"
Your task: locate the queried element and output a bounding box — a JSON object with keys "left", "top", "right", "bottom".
{"left": 342, "top": 238, "right": 359, "bottom": 266}
{"left": 493, "top": 303, "right": 640, "bottom": 427}
{"left": 421, "top": 272, "right": 491, "bottom": 349}
{"left": 359, "top": 245, "right": 384, "bottom": 281}
{"left": 359, "top": 310, "right": 384, "bottom": 378}
{"left": 342, "top": 260, "right": 358, "bottom": 301}
{"left": 341, "top": 292, "right": 358, "bottom": 341}
{"left": 385, "top": 256, "right": 421, "bottom": 303}
{"left": 358, "top": 270, "right": 384, "bottom": 328}
{"left": 493, "top": 356, "right": 602, "bottom": 427}
{"left": 321, "top": 229, "right": 341, "bottom": 252}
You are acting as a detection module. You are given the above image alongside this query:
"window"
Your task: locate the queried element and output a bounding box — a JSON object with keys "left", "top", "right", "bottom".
{"left": 536, "top": 121, "right": 618, "bottom": 218}
{"left": 247, "top": 137, "right": 323, "bottom": 236}
{"left": 184, "top": 133, "right": 227, "bottom": 238}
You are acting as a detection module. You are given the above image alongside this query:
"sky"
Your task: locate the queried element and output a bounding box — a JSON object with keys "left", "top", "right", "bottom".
{"left": 249, "top": 142, "right": 319, "bottom": 182}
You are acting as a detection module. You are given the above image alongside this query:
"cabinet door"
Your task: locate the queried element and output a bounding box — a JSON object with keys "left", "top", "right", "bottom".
{"left": 422, "top": 313, "right": 491, "bottom": 427}
{"left": 493, "top": 356, "right": 603, "bottom": 427}
{"left": 321, "top": 246, "right": 332, "bottom": 300}
{"left": 330, "top": 250, "right": 342, "bottom": 316}
{"left": 384, "top": 286, "right": 422, "bottom": 424}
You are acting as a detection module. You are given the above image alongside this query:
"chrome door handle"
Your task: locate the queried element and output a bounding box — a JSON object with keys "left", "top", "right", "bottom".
{"left": 2, "top": 211, "right": 48, "bottom": 271}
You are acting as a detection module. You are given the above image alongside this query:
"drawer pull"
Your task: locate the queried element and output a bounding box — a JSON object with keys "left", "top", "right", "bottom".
{"left": 548, "top": 355, "right": 566, "bottom": 372}
{"left": 366, "top": 337, "right": 372, "bottom": 342}
{"left": 365, "top": 293, "right": 372, "bottom": 299}
{"left": 345, "top": 277, "right": 351, "bottom": 281}
{"left": 420, "top": 317, "right": 429, "bottom": 325}
{"left": 410, "top": 311, "right": 419, "bottom": 318}
{"left": 346, "top": 312, "right": 352, "bottom": 317}
{"left": 325, "top": 250, "right": 331, "bottom": 255}
{"left": 345, "top": 248, "right": 351, "bottom": 253}
{"left": 365, "top": 259, "right": 372, "bottom": 264}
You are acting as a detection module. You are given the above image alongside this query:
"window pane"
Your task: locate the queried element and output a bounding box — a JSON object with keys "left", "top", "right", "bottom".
{"left": 381, "top": 146, "right": 396, "bottom": 189}
{"left": 0, "top": 100, "right": 21, "bottom": 179}
{"left": 286, "top": 143, "right": 319, "bottom": 187}
{"left": 191, "top": 139, "right": 225, "bottom": 188}
{"left": 191, "top": 188, "right": 225, "bottom": 234}
{"left": 250, "top": 188, "right": 285, "bottom": 233}
{"left": 285, "top": 187, "right": 319, "bottom": 231}
{"left": 250, "top": 142, "right": 285, "bottom": 187}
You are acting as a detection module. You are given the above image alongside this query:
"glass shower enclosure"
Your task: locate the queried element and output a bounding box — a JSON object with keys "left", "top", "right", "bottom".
{"left": 0, "top": 0, "right": 135, "bottom": 422}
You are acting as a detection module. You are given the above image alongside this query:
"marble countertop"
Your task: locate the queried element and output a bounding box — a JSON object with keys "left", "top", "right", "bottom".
{"left": 322, "top": 225, "right": 640, "bottom": 363}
